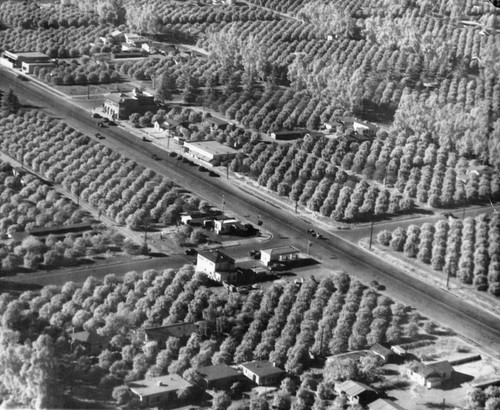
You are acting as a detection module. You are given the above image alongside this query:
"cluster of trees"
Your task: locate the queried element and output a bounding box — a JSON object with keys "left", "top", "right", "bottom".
{"left": 0, "top": 111, "right": 205, "bottom": 230}
{"left": 126, "top": 2, "right": 278, "bottom": 34}
{"left": 232, "top": 135, "right": 413, "bottom": 221}
{"left": 36, "top": 58, "right": 119, "bottom": 86}
{"left": 0, "top": 25, "right": 110, "bottom": 60}
{"left": 0, "top": 263, "right": 425, "bottom": 408}
{"left": 0, "top": 0, "right": 100, "bottom": 30}
{"left": 466, "top": 385, "right": 500, "bottom": 410}
{"left": 0, "top": 89, "right": 20, "bottom": 115}
{"left": 378, "top": 213, "right": 500, "bottom": 296}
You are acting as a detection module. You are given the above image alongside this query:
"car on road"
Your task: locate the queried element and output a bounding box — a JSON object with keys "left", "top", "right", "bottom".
{"left": 169, "top": 152, "right": 178, "bottom": 157}
{"left": 152, "top": 154, "right": 160, "bottom": 160}
{"left": 442, "top": 212, "right": 458, "bottom": 219}
{"left": 208, "top": 171, "right": 219, "bottom": 177}
{"left": 315, "top": 233, "right": 323, "bottom": 239}
{"left": 17, "top": 74, "right": 28, "bottom": 81}
{"left": 198, "top": 165, "right": 208, "bottom": 172}
{"left": 184, "top": 248, "right": 197, "bottom": 256}
{"left": 97, "top": 122, "right": 105, "bottom": 128}
{"left": 108, "top": 120, "right": 117, "bottom": 126}
{"left": 92, "top": 113, "right": 101, "bottom": 119}
{"left": 95, "top": 133, "right": 105, "bottom": 140}
{"left": 101, "top": 117, "right": 109, "bottom": 123}
{"left": 307, "top": 229, "right": 316, "bottom": 236}
{"left": 370, "top": 280, "right": 385, "bottom": 290}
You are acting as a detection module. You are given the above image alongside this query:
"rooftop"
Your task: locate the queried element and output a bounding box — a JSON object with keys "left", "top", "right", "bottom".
{"left": 184, "top": 140, "right": 239, "bottom": 156}
{"left": 241, "top": 361, "right": 285, "bottom": 377}
{"left": 371, "top": 343, "right": 394, "bottom": 357}
{"left": 198, "top": 250, "right": 235, "bottom": 264}
{"left": 336, "top": 380, "right": 376, "bottom": 397}
{"left": 197, "top": 364, "right": 241, "bottom": 381}
{"left": 205, "top": 116, "right": 229, "bottom": 126}
{"left": 129, "top": 374, "right": 192, "bottom": 398}
{"left": 368, "top": 398, "right": 407, "bottom": 410}
{"left": 261, "top": 245, "right": 300, "bottom": 256}
{"left": 4, "top": 50, "right": 49, "bottom": 59}
{"left": 145, "top": 322, "right": 197, "bottom": 340}
{"left": 70, "top": 330, "right": 106, "bottom": 345}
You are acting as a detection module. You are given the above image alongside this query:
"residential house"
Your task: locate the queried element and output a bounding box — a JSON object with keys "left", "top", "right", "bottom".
{"left": 390, "top": 345, "right": 407, "bottom": 357}
{"left": 335, "top": 380, "right": 378, "bottom": 405}
{"left": 69, "top": 330, "right": 108, "bottom": 356}
{"left": 196, "top": 364, "right": 243, "bottom": 390}
{"left": 260, "top": 245, "right": 300, "bottom": 266}
{"left": 180, "top": 212, "right": 213, "bottom": 226}
{"left": 240, "top": 361, "right": 285, "bottom": 386}
{"left": 371, "top": 344, "right": 396, "bottom": 364}
{"left": 205, "top": 116, "right": 230, "bottom": 130}
{"left": 407, "top": 360, "right": 454, "bottom": 388}
{"left": 368, "top": 398, "right": 407, "bottom": 410}
{"left": 124, "top": 33, "right": 151, "bottom": 48}
{"left": 144, "top": 322, "right": 197, "bottom": 346}
{"left": 129, "top": 374, "right": 193, "bottom": 407}
{"left": 196, "top": 250, "right": 237, "bottom": 283}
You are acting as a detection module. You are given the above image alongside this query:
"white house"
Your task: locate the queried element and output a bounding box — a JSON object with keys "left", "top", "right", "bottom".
{"left": 240, "top": 361, "right": 285, "bottom": 386}
{"left": 196, "top": 250, "right": 236, "bottom": 282}
{"left": 407, "top": 360, "right": 454, "bottom": 388}
{"left": 214, "top": 218, "right": 242, "bottom": 234}
{"left": 129, "top": 374, "right": 192, "bottom": 407}
{"left": 260, "top": 245, "right": 300, "bottom": 266}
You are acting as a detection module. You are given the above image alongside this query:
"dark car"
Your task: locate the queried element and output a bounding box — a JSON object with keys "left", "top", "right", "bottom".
{"left": 307, "top": 229, "right": 316, "bottom": 235}
{"left": 208, "top": 171, "right": 219, "bottom": 177}
{"left": 92, "top": 113, "right": 101, "bottom": 119}
{"left": 169, "top": 152, "right": 178, "bottom": 157}
{"left": 101, "top": 117, "right": 109, "bottom": 123}
{"left": 152, "top": 154, "right": 160, "bottom": 160}
{"left": 95, "top": 133, "right": 105, "bottom": 140}
{"left": 370, "top": 280, "right": 385, "bottom": 291}
{"left": 97, "top": 122, "right": 105, "bottom": 128}
{"left": 198, "top": 165, "right": 207, "bottom": 171}
{"left": 269, "top": 262, "right": 286, "bottom": 272}
{"left": 108, "top": 120, "right": 117, "bottom": 126}
{"left": 184, "top": 248, "right": 197, "bottom": 256}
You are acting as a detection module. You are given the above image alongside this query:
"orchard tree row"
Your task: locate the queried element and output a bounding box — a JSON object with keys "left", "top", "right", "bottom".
{"left": 0, "top": 110, "right": 206, "bottom": 230}
{"left": 0, "top": 264, "right": 425, "bottom": 408}
{"left": 377, "top": 213, "right": 500, "bottom": 296}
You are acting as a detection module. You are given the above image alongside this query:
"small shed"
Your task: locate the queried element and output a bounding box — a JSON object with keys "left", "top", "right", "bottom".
{"left": 196, "top": 364, "right": 243, "bottom": 390}
{"left": 335, "top": 380, "right": 378, "bottom": 405}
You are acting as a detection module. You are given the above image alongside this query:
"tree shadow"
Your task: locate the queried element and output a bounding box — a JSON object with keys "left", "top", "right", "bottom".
{"left": 439, "top": 371, "right": 474, "bottom": 391}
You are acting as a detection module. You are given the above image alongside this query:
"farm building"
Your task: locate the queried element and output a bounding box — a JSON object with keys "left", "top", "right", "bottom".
{"left": 260, "top": 245, "right": 300, "bottom": 266}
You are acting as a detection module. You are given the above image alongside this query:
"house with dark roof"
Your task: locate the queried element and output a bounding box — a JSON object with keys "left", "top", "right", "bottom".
{"left": 371, "top": 344, "right": 396, "bottom": 363}
{"left": 129, "top": 374, "right": 193, "bottom": 407}
{"left": 205, "top": 116, "right": 230, "bottom": 130}
{"left": 334, "top": 380, "right": 378, "bottom": 405}
{"left": 145, "top": 323, "right": 197, "bottom": 346}
{"left": 196, "top": 364, "right": 243, "bottom": 390}
{"left": 69, "top": 330, "right": 109, "bottom": 356}
{"left": 368, "top": 398, "right": 407, "bottom": 410}
{"left": 240, "top": 361, "right": 285, "bottom": 386}
{"left": 196, "top": 250, "right": 236, "bottom": 283}
{"left": 407, "top": 360, "right": 454, "bottom": 388}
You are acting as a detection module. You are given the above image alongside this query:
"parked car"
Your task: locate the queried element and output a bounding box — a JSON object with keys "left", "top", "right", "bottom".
{"left": 97, "top": 122, "right": 105, "bottom": 128}
{"left": 107, "top": 120, "right": 117, "bottom": 126}
{"left": 307, "top": 229, "right": 316, "bottom": 235}
{"left": 184, "top": 248, "right": 197, "bottom": 256}
{"left": 95, "top": 133, "right": 105, "bottom": 140}
{"left": 101, "top": 117, "right": 109, "bottom": 123}
{"left": 92, "top": 113, "right": 101, "bottom": 119}
{"left": 152, "top": 154, "right": 160, "bottom": 160}
{"left": 370, "top": 280, "right": 385, "bottom": 290}
{"left": 169, "top": 152, "right": 178, "bottom": 157}
{"left": 269, "top": 262, "right": 286, "bottom": 272}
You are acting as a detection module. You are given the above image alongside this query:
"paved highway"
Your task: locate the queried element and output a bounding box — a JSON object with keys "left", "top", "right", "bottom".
{"left": 2, "top": 68, "right": 500, "bottom": 355}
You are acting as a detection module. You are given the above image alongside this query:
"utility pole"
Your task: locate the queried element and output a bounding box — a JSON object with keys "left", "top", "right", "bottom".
{"left": 307, "top": 240, "right": 312, "bottom": 255}
{"left": 369, "top": 219, "right": 374, "bottom": 250}
{"left": 222, "top": 194, "right": 225, "bottom": 213}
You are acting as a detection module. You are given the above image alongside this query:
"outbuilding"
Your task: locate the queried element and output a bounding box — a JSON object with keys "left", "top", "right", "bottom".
{"left": 196, "top": 364, "right": 243, "bottom": 390}
{"left": 240, "top": 361, "right": 285, "bottom": 386}
{"left": 196, "top": 250, "right": 237, "bottom": 283}
{"left": 335, "top": 380, "right": 378, "bottom": 405}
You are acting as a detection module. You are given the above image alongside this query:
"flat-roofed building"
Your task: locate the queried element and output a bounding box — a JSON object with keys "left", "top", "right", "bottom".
{"left": 1, "top": 51, "right": 50, "bottom": 69}
{"left": 184, "top": 140, "right": 239, "bottom": 164}
{"left": 103, "top": 89, "right": 155, "bottom": 120}
{"left": 196, "top": 364, "right": 243, "bottom": 390}
{"left": 21, "top": 61, "right": 55, "bottom": 74}
{"left": 240, "top": 361, "right": 285, "bottom": 386}
{"left": 129, "top": 374, "right": 193, "bottom": 407}
{"left": 260, "top": 245, "right": 300, "bottom": 266}
{"left": 196, "top": 250, "right": 237, "bottom": 282}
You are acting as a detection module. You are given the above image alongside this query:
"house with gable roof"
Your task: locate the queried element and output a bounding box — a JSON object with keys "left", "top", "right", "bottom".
{"left": 335, "top": 380, "right": 378, "bottom": 405}
{"left": 407, "top": 360, "right": 454, "bottom": 388}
